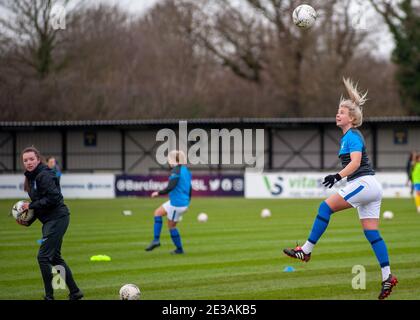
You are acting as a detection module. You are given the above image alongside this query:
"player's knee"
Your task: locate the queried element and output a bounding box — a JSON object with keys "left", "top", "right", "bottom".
{"left": 168, "top": 220, "right": 177, "bottom": 229}
{"left": 362, "top": 220, "right": 379, "bottom": 230}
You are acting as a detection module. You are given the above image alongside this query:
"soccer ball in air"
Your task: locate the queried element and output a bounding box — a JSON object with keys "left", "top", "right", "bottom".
{"left": 261, "top": 208, "right": 271, "bottom": 218}
{"left": 197, "top": 213, "right": 208, "bottom": 223}
{"left": 119, "top": 284, "right": 141, "bottom": 300}
{"left": 382, "top": 211, "right": 394, "bottom": 220}
{"left": 11, "top": 200, "right": 34, "bottom": 222}
{"left": 292, "top": 4, "right": 317, "bottom": 29}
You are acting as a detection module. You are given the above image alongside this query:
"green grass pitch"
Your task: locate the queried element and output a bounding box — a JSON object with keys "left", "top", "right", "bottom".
{"left": 1, "top": 198, "right": 419, "bottom": 300}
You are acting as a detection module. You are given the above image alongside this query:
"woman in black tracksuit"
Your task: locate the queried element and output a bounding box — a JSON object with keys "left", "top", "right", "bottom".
{"left": 19, "top": 147, "right": 83, "bottom": 300}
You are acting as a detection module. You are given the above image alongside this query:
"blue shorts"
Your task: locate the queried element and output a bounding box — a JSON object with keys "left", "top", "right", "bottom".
{"left": 414, "top": 184, "right": 420, "bottom": 192}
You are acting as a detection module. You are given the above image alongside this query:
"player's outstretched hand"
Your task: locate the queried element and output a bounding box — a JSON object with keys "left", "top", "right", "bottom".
{"left": 322, "top": 173, "right": 342, "bottom": 188}
{"left": 151, "top": 191, "right": 159, "bottom": 198}
{"left": 21, "top": 201, "right": 30, "bottom": 211}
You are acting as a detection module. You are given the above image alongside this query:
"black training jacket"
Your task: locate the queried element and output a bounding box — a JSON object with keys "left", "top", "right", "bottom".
{"left": 24, "top": 163, "right": 69, "bottom": 224}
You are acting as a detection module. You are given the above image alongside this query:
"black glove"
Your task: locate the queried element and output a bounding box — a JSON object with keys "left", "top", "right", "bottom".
{"left": 322, "top": 173, "right": 342, "bottom": 188}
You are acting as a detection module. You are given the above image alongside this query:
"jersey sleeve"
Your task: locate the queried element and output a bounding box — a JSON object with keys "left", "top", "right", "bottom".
{"left": 347, "top": 133, "right": 364, "bottom": 153}
{"left": 159, "top": 166, "right": 181, "bottom": 195}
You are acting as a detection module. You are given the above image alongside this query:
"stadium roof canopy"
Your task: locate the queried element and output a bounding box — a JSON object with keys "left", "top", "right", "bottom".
{"left": 1, "top": 117, "right": 420, "bottom": 129}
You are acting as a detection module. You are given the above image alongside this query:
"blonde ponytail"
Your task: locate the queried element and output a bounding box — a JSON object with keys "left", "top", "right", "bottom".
{"left": 340, "top": 77, "right": 368, "bottom": 128}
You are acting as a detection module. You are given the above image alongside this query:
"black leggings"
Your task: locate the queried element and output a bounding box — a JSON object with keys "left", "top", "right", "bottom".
{"left": 38, "top": 215, "right": 79, "bottom": 298}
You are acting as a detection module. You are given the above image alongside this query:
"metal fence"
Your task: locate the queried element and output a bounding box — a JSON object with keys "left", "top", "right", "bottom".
{"left": 1, "top": 117, "right": 419, "bottom": 174}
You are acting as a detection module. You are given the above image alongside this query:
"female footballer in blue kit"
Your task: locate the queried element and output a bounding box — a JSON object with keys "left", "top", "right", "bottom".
{"left": 283, "top": 78, "right": 398, "bottom": 299}
{"left": 145, "top": 150, "right": 192, "bottom": 254}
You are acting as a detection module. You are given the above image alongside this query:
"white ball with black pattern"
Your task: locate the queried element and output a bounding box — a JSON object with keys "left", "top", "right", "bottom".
{"left": 119, "top": 284, "right": 141, "bottom": 300}
{"left": 292, "top": 4, "right": 317, "bottom": 29}
{"left": 11, "top": 200, "right": 34, "bottom": 222}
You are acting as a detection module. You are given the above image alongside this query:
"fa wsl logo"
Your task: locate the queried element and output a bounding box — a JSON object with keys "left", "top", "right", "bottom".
{"left": 50, "top": 4, "right": 66, "bottom": 30}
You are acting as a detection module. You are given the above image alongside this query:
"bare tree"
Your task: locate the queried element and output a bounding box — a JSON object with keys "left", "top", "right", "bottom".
{"left": 176, "top": 0, "right": 370, "bottom": 116}
{"left": 0, "top": 0, "right": 407, "bottom": 120}
{"left": 0, "top": 0, "right": 80, "bottom": 79}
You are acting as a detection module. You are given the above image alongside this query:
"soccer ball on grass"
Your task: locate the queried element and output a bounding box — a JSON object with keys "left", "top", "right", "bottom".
{"left": 119, "top": 284, "right": 141, "bottom": 300}
{"left": 197, "top": 213, "right": 208, "bottom": 223}
{"left": 382, "top": 211, "right": 394, "bottom": 220}
{"left": 261, "top": 208, "right": 272, "bottom": 218}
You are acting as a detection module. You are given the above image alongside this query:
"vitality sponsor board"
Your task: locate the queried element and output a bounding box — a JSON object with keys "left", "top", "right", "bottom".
{"left": 245, "top": 172, "right": 411, "bottom": 198}
{"left": 115, "top": 175, "right": 244, "bottom": 197}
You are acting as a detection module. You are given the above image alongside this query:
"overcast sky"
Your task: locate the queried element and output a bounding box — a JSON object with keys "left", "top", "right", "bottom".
{"left": 99, "top": 0, "right": 161, "bottom": 14}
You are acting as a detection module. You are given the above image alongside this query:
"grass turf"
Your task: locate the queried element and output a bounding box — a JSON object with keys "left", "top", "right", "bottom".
{"left": 0, "top": 197, "right": 419, "bottom": 300}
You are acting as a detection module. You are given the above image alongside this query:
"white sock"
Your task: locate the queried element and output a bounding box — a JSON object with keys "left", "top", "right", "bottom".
{"left": 301, "top": 241, "right": 314, "bottom": 254}
{"left": 381, "top": 266, "right": 391, "bottom": 282}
